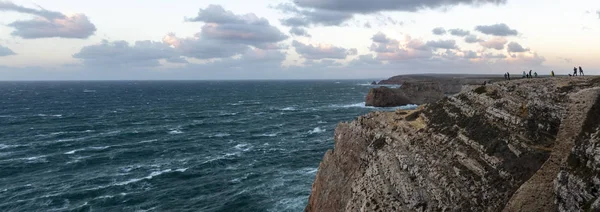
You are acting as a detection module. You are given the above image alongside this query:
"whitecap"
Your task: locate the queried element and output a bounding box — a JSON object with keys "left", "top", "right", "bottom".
{"left": 64, "top": 150, "right": 78, "bottom": 155}
{"left": 234, "top": 143, "right": 252, "bottom": 152}
{"left": 219, "top": 112, "right": 238, "bottom": 116}
{"left": 329, "top": 102, "right": 370, "bottom": 108}
{"left": 115, "top": 168, "right": 186, "bottom": 186}
{"left": 0, "top": 144, "right": 18, "bottom": 150}
{"left": 139, "top": 139, "right": 158, "bottom": 144}
{"left": 280, "top": 107, "right": 296, "bottom": 111}
{"left": 317, "top": 121, "right": 327, "bottom": 124}
{"left": 168, "top": 130, "right": 184, "bottom": 134}
{"left": 253, "top": 133, "right": 278, "bottom": 137}
{"left": 309, "top": 127, "right": 326, "bottom": 134}
{"left": 399, "top": 104, "right": 419, "bottom": 110}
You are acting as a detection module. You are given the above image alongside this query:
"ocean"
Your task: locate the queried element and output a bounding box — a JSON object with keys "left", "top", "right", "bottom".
{"left": 0, "top": 80, "right": 414, "bottom": 212}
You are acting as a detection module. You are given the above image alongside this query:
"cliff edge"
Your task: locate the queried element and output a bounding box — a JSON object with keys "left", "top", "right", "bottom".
{"left": 306, "top": 77, "right": 600, "bottom": 211}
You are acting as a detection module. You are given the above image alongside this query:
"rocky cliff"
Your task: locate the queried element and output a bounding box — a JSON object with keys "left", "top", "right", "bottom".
{"left": 306, "top": 77, "right": 600, "bottom": 211}
{"left": 365, "top": 81, "right": 447, "bottom": 107}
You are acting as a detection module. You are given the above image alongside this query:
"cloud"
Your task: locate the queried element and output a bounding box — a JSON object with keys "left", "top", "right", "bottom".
{"left": 464, "top": 35, "right": 483, "bottom": 43}
{"left": 0, "top": 45, "right": 16, "bottom": 56}
{"left": 163, "top": 33, "right": 249, "bottom": 59}
{"left": 73, "top": 40, "right": 176, "bottom": 67}
{"left": 187, "top": 5, "right": 288, "bottom": 48}
{"left": 479, "top": 37, "right": 507, "bottom": 50}
{"left": 597, "top": 10, "right": 600, "bottom": 19}
{"left": 275, "top": 3, "right": 353, "bottom": 27}
{"left": 507, "top": 42, "right": 529, "bottom": 53}
{"left": 291, "top": 0, "right": 506, "bottom": 14}
{"left": 448, "top": 28, "right": 470, "bottom": 36}
{"left": 483, "top": 53, "right": 507, "bottom": 59}
{"left": 426, "top": 39, "right": 457, "bottom": 49}
{"left": 475, "top": 23, "right": 518, "bottom": 36}
{"left": 292, "top": 40, "right": 357, "bottom": 59}
{"left": 166, "top": 57, "right": 189, "bottom": 64}
{"left": 0, "top": 1, "right": 96, "bottom": 39}
{"left": 432, "top": 27, "right": 446, "bottom": 35}
{"left": 289, "top": 27, "right": 311, "bottom": 37}
{"left": 557, "top": 56, "right": 573, "bottom": 63}
{"left": 369, "top": 33, "right": 433, "bottom": 61}
{"left": 463, "top": 50, "right": 479, "bottom": 59}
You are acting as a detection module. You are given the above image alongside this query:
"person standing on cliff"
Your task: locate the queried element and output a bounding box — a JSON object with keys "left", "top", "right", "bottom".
{"left": 579, "top": 66, "right": 584, "bottom": 76}
{"left": 551, "top": 70, "right": 555, "bottom": 77}
{"left": 574, "top": 67, "right": 578, "bottom": 76}
{"left": 504, "top": 73, "right": 507, "bottom": 80}
{"left": 529, "top": 70, "right": 532, "bottom": 78}
{"left": 507, "top": 72, "right": 511, "bottom": 80}
{"left": 523, "top": 71, "right": 526, "bottom": 78}
{"left": 534, "top": 72, "right": 538, "bottom": 78}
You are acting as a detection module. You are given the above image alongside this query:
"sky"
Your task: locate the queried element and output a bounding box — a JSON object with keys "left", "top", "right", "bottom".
{"left": 0, "top": 0, "right": 599, "bottom": 80}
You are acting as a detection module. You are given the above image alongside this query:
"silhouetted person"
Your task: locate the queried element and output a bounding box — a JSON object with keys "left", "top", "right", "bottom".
{"left": 504, "top": 73, "right": 507, "bottom": 80}
{"left": 574, "top": 67, "right": 578, "bottom": 76}
{"left": 551, "top": 70, "right": 555, "bottom": 77}
{"left": 534, "top": 72, "right": 538, "bottom": 78}
{"left": 579, "top": 66, "right": 584, "bottom": 76}
{"left": 529, "top": 70, "right": 532, "bottom": 78}
{"left": 523, "top": 71, "right": 526, "bottom": 78}
{"left": 507, "top": 72, "right": 511, "bottom": 80}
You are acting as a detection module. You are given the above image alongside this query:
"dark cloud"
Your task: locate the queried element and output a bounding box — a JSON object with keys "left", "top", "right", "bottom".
{"left": 292, "top": 40, "right": 357, "bottom": 59}
{"left": 166, "top": 57, "right": 189, "bottom": 64}
{"left": 187, "top": 5, "right": 288, "bottom": 48}
{"left": 0, "top": 45, "right": 16, "bottom": 56}
{"left": 463, "top": 50, "right": 479, "bottom": 59}
{"left": 464, "top": 35, "right": 483, "bottom": 43}
{"left": 448, "top": 28, "right": 470, "bottom": 36}
{"left": 371, "top": 32, "right": 391, "bottom": 43}
{"left": 479, "top": 37, "right": 507, "bottom": 50}
{"left": 289, "top": 27, "right": 311, "bottom": 37}
{"left": 475, "top": 23, "right": 518, "bottom": 36}
{"left": 73, "top": 40, "right": 176, "bottom": 67}
{"left": 507, "top": 42, "right": 529, "bottom": 53}
{"left": 432, "top": 27, "right": 446, "bottom": 35}
{"left": 426, "top": 39, "right": 457, "bottom": 49}
{"left": 0, "top": 1, "right": 96, "bottom": 39}
{"left": 275, "top": 3, "right": 353, "bottom": 27}
{"left": 291, "top": 0, "right": 506, "bottom": 13}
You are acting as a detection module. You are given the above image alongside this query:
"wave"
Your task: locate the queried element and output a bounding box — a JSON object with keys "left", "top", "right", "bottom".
{"left": 210, "top": 133, "right": 231, "bottom": 138}
{"left": 36, "top": 114, "right": 63, "bottom": 117}
{"left": 115, "top": 168, "right": 187, "bottom": 186}
{"left": 329, "top": 102, "right": 419, "bottom": 110}
{"left": 308, "top": 127, "right": 326, "bottom": 134}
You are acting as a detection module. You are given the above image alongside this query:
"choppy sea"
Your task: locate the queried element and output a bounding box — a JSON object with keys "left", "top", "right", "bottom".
{"left": 0, "top": 80, "right": 414, "bottom": 211}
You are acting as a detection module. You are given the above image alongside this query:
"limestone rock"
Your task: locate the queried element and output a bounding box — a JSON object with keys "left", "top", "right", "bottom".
{"left": 306, "top": 77, "right": 600, "bottom": 212}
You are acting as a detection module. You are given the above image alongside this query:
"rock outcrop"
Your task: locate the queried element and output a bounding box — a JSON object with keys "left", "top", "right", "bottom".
{"left": 366, "top": 75, "right": 496, "bottom": 107}
{"left": 365, "top": 87, "right": 412, "bottom": 107}
{"left": 306, "top": 77, "right": 600, "bottom": 211}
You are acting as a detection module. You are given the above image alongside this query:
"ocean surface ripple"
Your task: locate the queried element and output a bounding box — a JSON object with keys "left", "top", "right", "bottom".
{"left": 0, "top": 81, "right": 414, "bottom": 211}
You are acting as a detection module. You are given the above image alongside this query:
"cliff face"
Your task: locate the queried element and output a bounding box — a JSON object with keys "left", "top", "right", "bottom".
{"left": 365, "top": 81, "right": 447, "bottom": 107}
{"left": 306, "top": 77, "right": 600, "bottom": 211}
